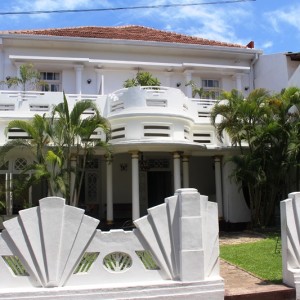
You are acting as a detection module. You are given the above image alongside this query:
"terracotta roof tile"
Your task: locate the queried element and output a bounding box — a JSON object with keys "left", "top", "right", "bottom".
{"left": 2, "top": 25, "right": 250, "bottom": 49}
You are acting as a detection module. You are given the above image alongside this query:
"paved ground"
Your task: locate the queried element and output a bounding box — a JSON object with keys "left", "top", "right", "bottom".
{"left": 219, "top": 231, "right": 296, "bottom": 299}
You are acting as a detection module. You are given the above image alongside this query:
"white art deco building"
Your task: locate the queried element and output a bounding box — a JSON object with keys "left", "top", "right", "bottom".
{"left": 0, "top": 26, "right": 263, "bottom": 226}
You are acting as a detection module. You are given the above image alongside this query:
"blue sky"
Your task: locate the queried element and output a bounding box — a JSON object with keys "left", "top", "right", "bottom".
{"left": 0, "top": 0, "right": 298, "bottom": 54}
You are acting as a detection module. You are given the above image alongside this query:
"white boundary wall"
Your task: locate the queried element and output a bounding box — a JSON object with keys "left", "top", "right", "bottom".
{"left": 0, "top": 188, "right": 223, "bottom": 300}
{"left": 281, "top": 192, "right": 300, "bottom": 300}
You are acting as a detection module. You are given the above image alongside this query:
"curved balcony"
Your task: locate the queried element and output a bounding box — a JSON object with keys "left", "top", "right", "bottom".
{"left": 107, "top": 86, "right": 198, "bottom": 121}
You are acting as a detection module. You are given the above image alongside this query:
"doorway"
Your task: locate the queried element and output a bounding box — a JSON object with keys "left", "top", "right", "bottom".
{"left": 147, "top": 171, "right": 172, "bottom": 208}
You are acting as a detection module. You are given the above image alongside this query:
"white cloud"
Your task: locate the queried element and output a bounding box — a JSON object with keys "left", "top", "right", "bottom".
{"left": 261, "top": 41, "right": 273, "bottom": 50}
{"left": 265, "top": 4, "right": 300, "bottom": 33}
{"left": 132, "top": 0, "right": 254, "bottom": 45}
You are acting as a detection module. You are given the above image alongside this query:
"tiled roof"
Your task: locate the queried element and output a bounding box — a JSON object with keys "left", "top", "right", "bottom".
{"left": 3, "top": 25, "right": 251, "bottom": 49}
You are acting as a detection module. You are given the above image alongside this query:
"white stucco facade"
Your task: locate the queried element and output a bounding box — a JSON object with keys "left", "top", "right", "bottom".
{"left": 255, "top": 52, "right": 300, "bottom": 93}
{"left": 0, "top": 27, "right": 264, "bottom": 225}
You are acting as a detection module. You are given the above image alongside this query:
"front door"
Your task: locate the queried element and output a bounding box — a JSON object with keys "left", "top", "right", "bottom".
{"left": 147, "top": 171, "right": 172, "bottom": 208}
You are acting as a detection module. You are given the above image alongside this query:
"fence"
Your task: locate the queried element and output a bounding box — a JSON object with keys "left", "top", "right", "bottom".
{"left": 0, "top": 188, "right": 223, "bottom": 300}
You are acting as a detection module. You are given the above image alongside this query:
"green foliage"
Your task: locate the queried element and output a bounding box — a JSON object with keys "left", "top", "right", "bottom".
{"left": 185, "top": 80, "right": 210, "bottom": 98}
{"left": 2, "top": 93, "right": 110, "bottom": 206}
{"left": 220, "top": 236, "right": 282, "bottom": 283}
{"left": 2, "top": 63, "right": 48, "bottom": 91}
{"left": 211, "top": 87, "right": 300, "bottom": 227}
{"left": 123, "top": 71, "right": 160, "bottom": 88}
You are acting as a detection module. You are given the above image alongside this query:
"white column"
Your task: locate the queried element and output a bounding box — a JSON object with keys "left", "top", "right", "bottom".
{"left": 106, "top": 156, "right": 113, "bottom": 223}
{"left": 184, "top": 71, "right": 192, "bottom": 98}
{"left": 5, "top": 173, "right": 13, "bottom": 216}
{"left": 234, "top": 73, "right": 243, "bottom": 92}
{"left": 182, "top": 155, "right": 190, "bottom": 188}
{"left": 14, "top": 63, "right": 22, "bottom": 92}
{"left": 214, "top": 156, "right": 223, "bottom": 218}
{"left": 164, "top": 71, "right": 172, "bottom": 87}
{"left": 131, "top": 152, "right": 140, "bottom": 220}
{"left": 173, "top": 152, "right": 181, "bottom": 191}
{"left": 0, "top": 47, "right": 4, "bottom": 82}
{"left": 95, "top": 68, "right": 104, "bottom": 95}
{"left": 74, "top": 65, "right": 83, "bottom": 95}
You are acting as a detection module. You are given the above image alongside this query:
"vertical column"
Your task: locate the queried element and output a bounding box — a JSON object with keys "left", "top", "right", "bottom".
{"left": 234, "top": 73, "right": 243, "bottom": 92}
{"left": 74, "top": 65, "right": 83, "bottom": 95}
{"left": 214, "top": 156, "right": 224, "bottom": 218}
{"left": 164, "top": 71, "right": 172, "bottom": 87}
{"left": 184, "top": 71, "right": 192, "bottom": 98}
{"left": 0, "top": 42, "right": 4, "bottom": 82}
{"left": 131, "top": 151, "right": 140, "bottom": 220}
{"left": 95, "top": 68, "right": 104, "bottom": 95}
{"left": 5, "top": 172, "right": 13, "bottom": 216}
{"left": 106, "top": 156, "right": 113, "bottom": 223}
{"left": 177, "top": 188, "right": 205, "bottom": 281}
{"left": 173, "top": 152, "right": 181, "bottom": 191}
{"left": 182, "top": 155, "right": 190, "bottom": 188}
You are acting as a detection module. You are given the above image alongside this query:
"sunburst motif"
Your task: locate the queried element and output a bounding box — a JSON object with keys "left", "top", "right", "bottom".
{"left": 2, "top": 197, "right": 99, "bottom": 287}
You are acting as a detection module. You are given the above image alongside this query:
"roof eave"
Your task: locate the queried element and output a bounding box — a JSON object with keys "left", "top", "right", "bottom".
{"left": 0, "top": 33, "right": 262, "bottom": 55}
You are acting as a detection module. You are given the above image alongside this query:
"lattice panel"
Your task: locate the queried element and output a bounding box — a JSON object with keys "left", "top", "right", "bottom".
{"left": 87, "top": 172, "right": 97, "bottom": 200}
{"left": 14, "top": 158, "right": 27, "bottom": 171}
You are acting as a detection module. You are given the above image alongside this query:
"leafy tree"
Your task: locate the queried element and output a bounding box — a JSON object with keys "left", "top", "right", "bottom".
{"left": 2, "top": 63, "right": 47, "bottom": 91}
{"left": 1, "top": 93, "right": 110, "bottom": 207}
{"left": 50, "top": 93, "right": 110, "bottom": 206}
{"left": 211, "top": 88, "right": 300, "bottom": 227}
{"left": 123, "top": 71, "right": 160, "bottom": 88}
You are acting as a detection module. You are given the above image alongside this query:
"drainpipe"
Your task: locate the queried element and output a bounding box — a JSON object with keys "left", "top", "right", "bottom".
{"left": 250, "top": 53, "right": 259, "bottom": 90}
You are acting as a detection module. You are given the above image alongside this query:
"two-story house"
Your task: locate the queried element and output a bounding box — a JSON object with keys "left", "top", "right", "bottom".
{"left": 0, "top": 25, "right": 262, "bottom": 226}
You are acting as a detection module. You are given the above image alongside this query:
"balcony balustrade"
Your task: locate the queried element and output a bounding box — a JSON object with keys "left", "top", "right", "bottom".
{"left": 0, "top": 87, "right": 218, "bottom": 121}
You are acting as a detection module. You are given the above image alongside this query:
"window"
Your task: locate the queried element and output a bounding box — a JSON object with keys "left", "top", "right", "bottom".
{"left": 202, "top": 79, "right": 220, "bottom": 99}
{"left": 40, "top": 72, "right": 61, "bottom": 92}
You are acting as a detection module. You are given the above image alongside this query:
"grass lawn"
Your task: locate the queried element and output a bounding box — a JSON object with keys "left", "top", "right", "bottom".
{"left": 220, "top": 234, "right": 282, "bottom": 283}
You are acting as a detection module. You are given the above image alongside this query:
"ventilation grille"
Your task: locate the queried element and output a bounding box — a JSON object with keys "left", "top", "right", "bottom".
{"left": 7, "top": 128, "right": 31, "bottom": 140}
{"left": 111, "top": 100, "right": 125, "bottom": 112}
{"left": 144, "top": 125, "right": 170, "bottom": 137}
{"left": 193, "top": 132, "right": 212, "bottom": 144}
{"left": 0, "top": 104, "right": 15, "bottom": 111}
{"left": 111, "top": 127, "right": 125, "bottom": 140}
{"left": 198, "top": 111, "right": 211, "bottom": 118}
{"left": 29, "top": 104, "right": 49, "bottom": 112}
{"left": 184, "top": 127, "right": 190, "bottom": 140}
{"left": 146, "top": 99, "right": 167, "bottom": 107}
{"left": 82, "top": 109, "right": 96, "bottom": 115}
{"left": 82, "top": 128, "right": 105, "bottom": 141}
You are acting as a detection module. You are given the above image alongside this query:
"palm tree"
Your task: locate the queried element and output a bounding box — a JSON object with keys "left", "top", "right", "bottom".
{"left": 1, "top": 93, "right": 110, "bottom": 208}
{"left": 51, "top": 93, "right": 110, "bottom": 206}
{"left": 0, "top": 114, "right": 51, "bottom": 205}
{"left": 3, "top": 63, "right": 47, "bottom": 91}
{"left": 211, "top": 88, "right": 300, "bottom": 227}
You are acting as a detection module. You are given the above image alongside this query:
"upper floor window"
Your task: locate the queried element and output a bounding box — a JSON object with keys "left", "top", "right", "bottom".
{"left": 202, "top": 79, "right": 220, "bottom": 99}
{"left": 40, "top": 72, "right": 61, "bottom": 92}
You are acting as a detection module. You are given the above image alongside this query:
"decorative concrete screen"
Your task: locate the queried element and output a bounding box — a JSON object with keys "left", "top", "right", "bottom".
{"left": 0, "top": 188, "right": 224, "bottom": 300}
{"left": 281, "top": 192, "right": 300, "bottom": 300}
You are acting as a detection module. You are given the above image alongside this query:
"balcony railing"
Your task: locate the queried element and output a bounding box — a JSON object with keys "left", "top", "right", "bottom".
{"left": 0, "top": 88, "right": 219, "bottom": 122}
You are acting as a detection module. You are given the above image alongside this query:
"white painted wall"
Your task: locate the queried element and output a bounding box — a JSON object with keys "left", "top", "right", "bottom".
{"left": 222, "top": 159, "right": 251, "bottom": 223}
